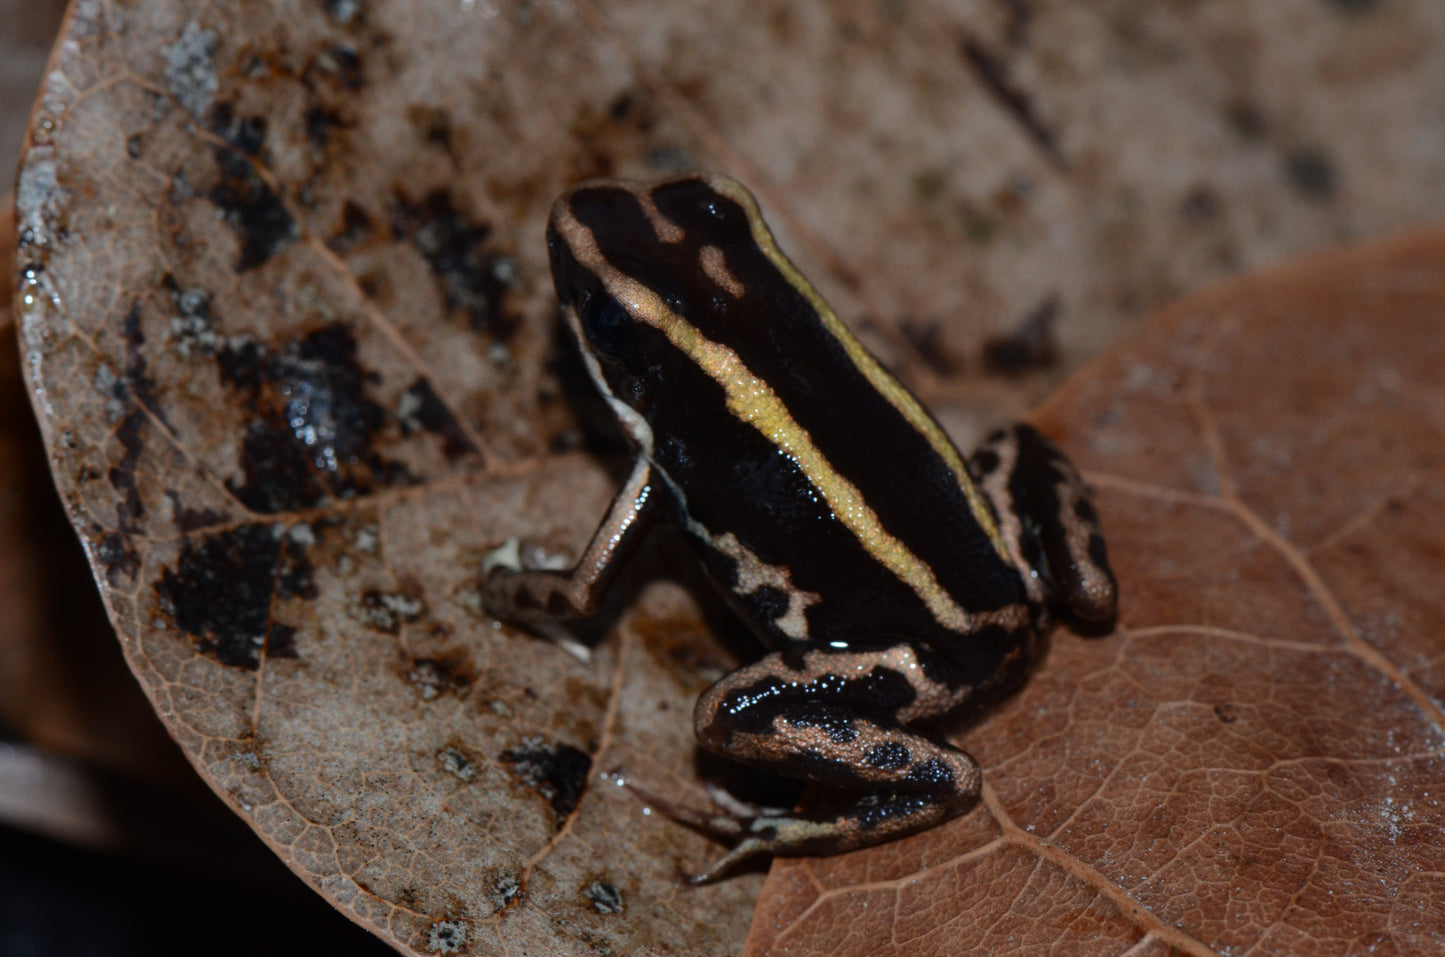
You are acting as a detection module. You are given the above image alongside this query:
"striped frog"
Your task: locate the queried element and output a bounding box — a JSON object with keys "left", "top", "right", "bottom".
{"left": 484, "top": 172, "right": 1116, "bottom": 882}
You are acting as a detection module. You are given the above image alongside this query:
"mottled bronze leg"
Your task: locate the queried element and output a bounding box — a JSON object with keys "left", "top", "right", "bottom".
{"left": 483, "top": 457, "right": 665, "bottom": 625}
{"left": 664, "top": 643, "right": 984, "bottom": 883}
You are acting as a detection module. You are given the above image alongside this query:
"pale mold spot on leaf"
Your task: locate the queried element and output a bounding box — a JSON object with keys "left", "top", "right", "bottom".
{"left": 360, "top": 587, "right": 427, "bottom": 634}
{"left": 163, "top": 21, "right": 219, "bottom": 119}
{"left": 15, "top": 158, "right": 65, "bottom": 246}
{"left": 459, "top": 0, "right": 502, "bottom": 19}
{"left": 451, "top": 585, "right": 487, "bottom": 618}
{"left": 405, "top": 652, "right": 476, "bottom": 700}
{"left": 425, "top": 919, "right": 470, "bottom": 955}
{"left": 437, "top": 748, "right": 476, "bottom": 782}
{"left": 488, "top": 873, "right": 522, "bottom": 912}
{"left": 354, "top": 525, "right": 379, "bottom": 553}
{"left": 167, "top": 284, "right": 221, "bottom": 358}
{"left": 91, "top": 364, "right": 129, "bottom": 423}
{"left": 582, "top": 880, "right": 624, "bottom": 915}
{"left": 29, "top": 111, "right": 57, "bottom": 148}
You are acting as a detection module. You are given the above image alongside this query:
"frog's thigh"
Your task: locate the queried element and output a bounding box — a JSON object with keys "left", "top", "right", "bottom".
{"left": 483, "top": 458, "right": 664, "bottom": 623}
{"left": 693, "top": 644, "right": 982, "bottom": 857}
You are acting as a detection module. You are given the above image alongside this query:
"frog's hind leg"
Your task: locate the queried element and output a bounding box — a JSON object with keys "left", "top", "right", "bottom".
{"left": 676, "top": 642, "right": 984, "bottom": 883}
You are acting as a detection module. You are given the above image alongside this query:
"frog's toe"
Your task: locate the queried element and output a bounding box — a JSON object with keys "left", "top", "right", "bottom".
{"left": 623, "top": 780, "right": 749, "bottom": 842}
{"left": 682, "top": 814, "right": 854, "bottom": 884}
{"left": 683, "top": 833, "right": 776, "bottom": 885}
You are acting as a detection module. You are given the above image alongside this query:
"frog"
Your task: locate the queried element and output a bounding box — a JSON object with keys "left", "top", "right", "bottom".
{"left": 483, "top": 171, "right": 1117, "bottom": 883}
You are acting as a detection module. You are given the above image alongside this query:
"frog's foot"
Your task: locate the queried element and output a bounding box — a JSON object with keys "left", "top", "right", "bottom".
{"left": 632, "top": 788, "right": 971, "bottom": 884}
{"left": 969, "top": 423, "right": 1118, "bottom": 622}
{"left": 622, "top": 779, "right": 749, "bottom": 843}
{"left": 617, "top": 778, "right": 775, "bottom": 883}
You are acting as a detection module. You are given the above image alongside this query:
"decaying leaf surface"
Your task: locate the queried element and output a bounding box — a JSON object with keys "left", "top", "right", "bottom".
{"left": 12, "top": 3, "right": 760, "bottom": 954}
{"left": 0, "top": 197, "right": 186, "bottom": 785}
{"left": 11, "top": 0, "right": 1445, "bottom": 954}
{"left": 746, "top": 231, "right": 1445, "bottom": 955}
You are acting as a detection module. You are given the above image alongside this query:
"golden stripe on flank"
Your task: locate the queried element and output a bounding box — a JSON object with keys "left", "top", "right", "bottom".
{"left": 704, "top": 174, "right": 1010, "bottom": 563}
{"left": 600, "top": 272, "right": 972, "bottom": 632}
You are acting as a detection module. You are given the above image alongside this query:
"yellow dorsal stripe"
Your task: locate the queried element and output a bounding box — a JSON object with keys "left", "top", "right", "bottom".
{"left": 609, "top": 278, "right": 971, "bottom": 631}
{"left": 708, "top": 175, "right": 1009, "bottom": 562}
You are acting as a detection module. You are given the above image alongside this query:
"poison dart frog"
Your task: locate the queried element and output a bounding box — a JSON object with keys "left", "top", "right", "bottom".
{"left": 484, "top": 172, "right": 1117, "bottom": 883}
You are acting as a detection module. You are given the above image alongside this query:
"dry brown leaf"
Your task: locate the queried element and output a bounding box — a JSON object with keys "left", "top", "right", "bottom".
{"left": 746, "top": 230, "right": 1445, "bottom": 955}
{"left": 11, "top": 1, "right": 1445, "bottom": 954}
{"left": 13, "top": 4, "right": 761, "bottom": 954}
{"left": 1, "top": 194, "right": 198, "bottom": 788}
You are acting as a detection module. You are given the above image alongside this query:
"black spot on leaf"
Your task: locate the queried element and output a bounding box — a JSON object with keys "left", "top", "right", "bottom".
{"left": 155, "top": 523, "right": 316, "bottom": 670}
{"left": 209, "top": 102, "right": 267, "bottom": 156}
{"left": 268, "top": 623, "right": 300, "bottom": 659}
{"left": 304, "top": 105, "right": 347, "bottom": 152}
{"left": 205, "top": 111, "right": 298, "bottom": 271}
{"left": 391, "top": 189, "right": 518, "bottom": 339}
{"left": 328, "top": 200, "right": 375, "bottom": 253}
{"left": 500, "top": 738, "right": 592, "bottom": 825}
{"left": 216, "top": 324, "right": 414, "bottom": 512}
{"left": 984, "top": 295, "right": 1060, "bottom": 375}
{"left": 109, "top": 411, "right": 147, "bottom": 533}
{"left": 310, "top": 43, "right": 363, "bottom": 91}
{"left": 120, "top": 300, "right": 162, "bottom": 418}
{"left": 96, "top": 532, "right": 140, "bottom": 586}
{"left": 398, "top": 378, "right": 479, "bottom": 461}
{"left": 165, "top": 490, "right": 230, "bottom": 532}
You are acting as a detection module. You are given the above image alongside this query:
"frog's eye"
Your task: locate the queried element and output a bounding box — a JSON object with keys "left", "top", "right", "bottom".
{"left": 581, "top": 292, "right": 641, "bottom": 359}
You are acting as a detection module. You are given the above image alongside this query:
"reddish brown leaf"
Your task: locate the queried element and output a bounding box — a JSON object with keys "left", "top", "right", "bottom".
{"left": 746, "top": 230, "right": 1445, "bottom": 956}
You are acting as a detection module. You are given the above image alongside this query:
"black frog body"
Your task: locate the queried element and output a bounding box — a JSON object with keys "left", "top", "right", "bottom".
{"left": 484, "top": 172, "right": 1116, "bottom": 882}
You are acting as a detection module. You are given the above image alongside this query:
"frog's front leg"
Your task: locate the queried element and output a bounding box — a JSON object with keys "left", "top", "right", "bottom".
{"left": 670, "top": 642, "right": 984, "bottom": 883}
{"left": 483, "top": 457, "right": 666, "bottom": 626}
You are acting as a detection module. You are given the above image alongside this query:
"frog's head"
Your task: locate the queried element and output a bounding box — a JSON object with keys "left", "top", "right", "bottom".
{"left": 546, "top": 173, "right": 773, "bottom": 429}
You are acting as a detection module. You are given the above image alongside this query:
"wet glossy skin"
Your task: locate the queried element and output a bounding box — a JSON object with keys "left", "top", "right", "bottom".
{"left": 484, "top": 172, "right": 1116, "bottom": 882}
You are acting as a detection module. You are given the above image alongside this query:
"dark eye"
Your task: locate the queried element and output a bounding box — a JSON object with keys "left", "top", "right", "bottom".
{"left": 581, "top": 293, "right": 641, "bottom": 358}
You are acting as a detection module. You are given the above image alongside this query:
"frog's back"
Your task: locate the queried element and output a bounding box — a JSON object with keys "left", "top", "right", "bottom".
{"left": 565, "top": 175, "right": 1030, "bottom": 655}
